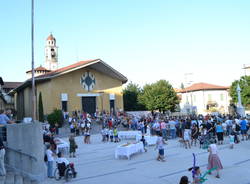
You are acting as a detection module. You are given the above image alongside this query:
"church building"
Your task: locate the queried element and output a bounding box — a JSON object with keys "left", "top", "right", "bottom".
{"left": 14, "top": 34, "right": 127, "bottom": 120}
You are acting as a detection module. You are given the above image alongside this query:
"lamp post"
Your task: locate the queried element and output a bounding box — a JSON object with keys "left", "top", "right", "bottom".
{"left": 184, "top": 73, "right": 193, "bottom": 114}
{"left": 236, "top": 83, "right": 245, "bottom": 117}
{"left": 31, "top": 0, "right": 36, "bottom": 121}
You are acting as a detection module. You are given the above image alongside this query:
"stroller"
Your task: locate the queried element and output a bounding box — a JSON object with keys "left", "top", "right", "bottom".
{"left": 199, "top": 133, "right": 216, "bottom": 149}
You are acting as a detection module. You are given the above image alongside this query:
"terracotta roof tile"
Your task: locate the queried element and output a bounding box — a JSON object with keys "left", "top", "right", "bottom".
{"left": 36, "top": 59, "right": 99, "bottom": 78}
{"left": 174, "top": 88, "right": 182, "bottom": 93}
{"left": 180, "top": 82, "right": 229, "bottom": 93}
{"left": 2, "top": 82, "right": 23, "bottom": 89}
{"left": 35, "top": 66, "right": 49, "bottom": 71}
{"left": 14, "top": 59, "right": 127, "bottom": 92}
{"left": 26, "top": 66, "right": 51, "bottom": 73}
{"left": 47, "top": 34, "right": 55, "bottom": 41}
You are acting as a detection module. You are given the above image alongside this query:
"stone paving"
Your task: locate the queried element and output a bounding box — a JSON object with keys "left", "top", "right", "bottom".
{"left": 43, "top": 134, "right": 250, "bottom": 184}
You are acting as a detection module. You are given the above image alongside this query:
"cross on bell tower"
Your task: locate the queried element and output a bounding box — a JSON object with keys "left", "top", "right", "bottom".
{"left": 44, "top": 33, "right": 58, "bottom": 71}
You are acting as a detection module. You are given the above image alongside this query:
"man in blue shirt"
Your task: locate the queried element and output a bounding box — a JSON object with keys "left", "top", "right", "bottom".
{"left": 0, "top": 110, "right": 15, "bottom": 125}
{"left": 240, "top": 118, "right": 247, "bottom": 141}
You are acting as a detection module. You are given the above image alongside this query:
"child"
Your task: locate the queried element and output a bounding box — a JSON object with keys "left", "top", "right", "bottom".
{"left": 232, "top": 128, "right": 239, "bottom": 144}
{"left": 101, "top": 127, "right": 106, "bottom": 142}
{"left": 113, "top": 127, "right": 119, "bottom": 142}
{"left": 109, "top": 128, "right": 114, "bottom": 142}
{"left": 179, "top": 176, "right": 190, "bottom": 184}
{"left": 140, "top": 135, "right": 147, "bottom": 152}
{"left": 69, "top": 135, "right": 77, "bottom": 158}
{"left": 84, "top": 127, "right": 90, "bottom": 144}
{"left": 183, "top": 129, "right": 191, "bottom": 149}
{"left": 188, "top": 166, "right": 202, "bottom": 184}
{"left": 70, "top": 123, "right": 75, "bottom": 134}
{"left": 229, "top": 133, "right": 235, "bottom": 149}
{"left": 104, "top": 127, "right": 109, "bottom": 142}
{"left": 199, "top": 128, "right": 206, "bottom": 149}
{"left": 155, "top": 132, "right": 166, "bottom": 162}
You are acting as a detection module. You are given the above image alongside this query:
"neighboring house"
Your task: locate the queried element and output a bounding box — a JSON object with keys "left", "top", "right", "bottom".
{"left": 243, "top": 65, "right": 250, "bottom": 76}
{"left": 0, "top": 78, "right": 22, "bottom": 110}
{"left": 2, "top": 82, "right": 23, "bottom": 94}
{"left": 178, "top": 82, "right": 230, "bottom": 115}
{"left": 0, "top": 77, "right": 5, "bottom": 110}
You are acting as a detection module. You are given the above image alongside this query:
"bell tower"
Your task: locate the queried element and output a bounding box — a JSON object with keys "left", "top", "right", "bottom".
{"left": 44, "top": 33, "right": 58, "bottom": 71}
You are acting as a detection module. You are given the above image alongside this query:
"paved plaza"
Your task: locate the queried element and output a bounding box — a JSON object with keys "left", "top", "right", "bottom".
{"left": 44, "top": 134, "right": 250, "bottom": 184}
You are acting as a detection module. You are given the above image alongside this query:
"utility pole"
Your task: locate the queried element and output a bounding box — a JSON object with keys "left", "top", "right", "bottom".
{"left": 184, "top": 73, "right": 193, "bottom": 114}
{"left": 31, "top": 0, "right": 36, "bottom": 121}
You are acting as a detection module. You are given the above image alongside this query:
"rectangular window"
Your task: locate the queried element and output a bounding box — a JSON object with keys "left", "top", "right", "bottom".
{"left": 62, "top": 101, "right": 67, "bottom": 112}
{"left": 220, "top": 94, "right": 224, "bottom": 101}
{"left": 208, "top": 94, "right": 212, "bottom": 101}
{"left": 193, "top": 95, "right": 196, "bottom": 102}
{"left": 110, "top": 100, "right": 115, "bottom": 115}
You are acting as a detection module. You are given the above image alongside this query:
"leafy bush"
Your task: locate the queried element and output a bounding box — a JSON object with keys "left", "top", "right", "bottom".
{"left": 47, "top": 109, "right": 63, "bottom": 127}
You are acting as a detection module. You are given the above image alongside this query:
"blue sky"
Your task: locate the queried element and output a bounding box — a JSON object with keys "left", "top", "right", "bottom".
{"left": 1, "top": 0, "right": 250, "bottom": 88}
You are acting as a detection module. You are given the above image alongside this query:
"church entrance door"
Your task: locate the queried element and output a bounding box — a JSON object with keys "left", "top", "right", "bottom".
{"left": 110, "top": 100, "right": 115, "bottom": 115}
{"left": 82, "top": 97, "right": 96, "bottom": 115}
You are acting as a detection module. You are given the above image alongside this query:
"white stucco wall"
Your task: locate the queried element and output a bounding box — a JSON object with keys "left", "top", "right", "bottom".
{"left": 179, "top": 89, "right": 230, "bottom": 115}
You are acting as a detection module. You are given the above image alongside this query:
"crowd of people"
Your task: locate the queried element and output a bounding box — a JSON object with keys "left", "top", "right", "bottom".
{"left": 2, "top": 104, "right": 248, "bottom": 183}
{"left": 121, "top": 113, "right": 250, "bottom": 149}
{"left": 113, "top": 112, "right": 250, "bottom": 183}
{"left": 43, "top": 126, "right": 78, "bottom": 179}
{"left": 42, "top": 109, "right": 250, "bottom": 183}
{"left": 43, "top": 110, "right": 101, "bottom": 179}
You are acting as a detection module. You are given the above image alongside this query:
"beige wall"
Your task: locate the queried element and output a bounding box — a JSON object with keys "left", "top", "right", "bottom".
{"left": 23, "top": 87, "right": 32, "bottom": 117}
{"left": 36, "top": 67, "right": 124, "bottom": 115}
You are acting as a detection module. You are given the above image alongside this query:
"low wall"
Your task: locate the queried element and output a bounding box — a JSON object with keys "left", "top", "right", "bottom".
{"left": 5, "top": 122, "right": 46, "bottom": 183}
{"left": 126, "top": 111, "right": 151, "bottom": 117}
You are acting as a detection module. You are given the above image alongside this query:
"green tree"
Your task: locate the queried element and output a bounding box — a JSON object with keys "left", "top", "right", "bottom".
{"left": 38, "top": 92, "right": 44, "bottom": 122}
{"left": 47, "top": 109, "right": 64, "bottom": 127}
{"left": 123, "top": 82, "right": 146, "bottom": 111}
{"left": 138, "top": 80, "right": 179, "bottom": 112}
{"left": 229, "top": 75, "right": 250, "bottom": 108}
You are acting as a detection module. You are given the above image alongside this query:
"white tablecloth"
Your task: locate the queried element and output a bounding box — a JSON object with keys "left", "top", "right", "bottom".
{"left": 54, "top": 138, "right": 69, "bottom": 155}
{"left": 118, "top": 131, "right": 142, "bottom": 141}
{"left": 115, "top": 142, "right": 144, "bottom": 159}
{"left": 144, "top": 136, "right": 158, "bottom": 145}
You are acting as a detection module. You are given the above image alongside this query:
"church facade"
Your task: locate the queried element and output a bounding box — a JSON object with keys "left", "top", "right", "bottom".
{"left": 14, "top": 34, "right": 127, "bottom": 120}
